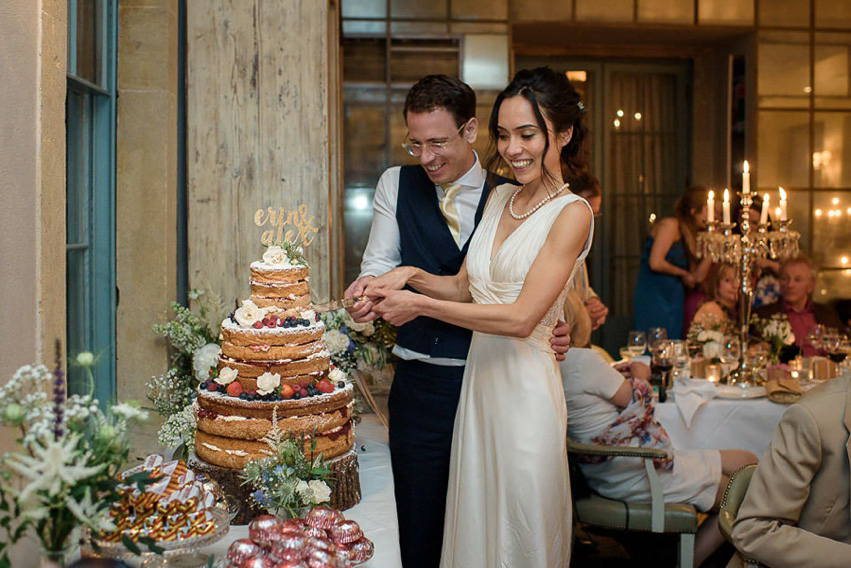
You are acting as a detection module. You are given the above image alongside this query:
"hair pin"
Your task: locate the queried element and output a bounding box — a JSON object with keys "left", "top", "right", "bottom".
{"left": 577, "top": 101, "right": 586, "bottom": 113}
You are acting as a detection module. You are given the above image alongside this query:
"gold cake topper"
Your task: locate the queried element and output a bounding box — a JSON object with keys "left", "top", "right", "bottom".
{"left": 254, "top": 204, "right": 319, "bottom": 247}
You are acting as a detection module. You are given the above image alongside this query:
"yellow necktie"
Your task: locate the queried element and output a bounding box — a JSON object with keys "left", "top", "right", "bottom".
{"left": 439, "top": 183, "right": 463, "bottom": 246}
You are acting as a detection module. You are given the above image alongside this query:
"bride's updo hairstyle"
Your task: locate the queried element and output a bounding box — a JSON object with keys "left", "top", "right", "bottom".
{"left": 486, "top": 67, "right": 588, "bottom": 192}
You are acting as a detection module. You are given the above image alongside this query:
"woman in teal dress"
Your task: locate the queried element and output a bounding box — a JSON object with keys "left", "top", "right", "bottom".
{"left": 634, "top": 186, "right": 711, "bottom": 340}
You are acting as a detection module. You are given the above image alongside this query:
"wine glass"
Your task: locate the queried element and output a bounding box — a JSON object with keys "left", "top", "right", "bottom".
{"left": 823, "top": 331, "right": 847, "bottom": 367}
{"left": 650, "top": 340, "right": 674, "bottom": 402}
{"left": 670, "top": 340, "right": 690, "bottom": 381}
{"left": 627, "top": 331, "right": 647, "bottom": 358}
{"left": 806, "top": 324, "right": 826, "bottom": 354}
{"left": 647, "top": 327, "right": 668, "bottom": 357}
{"left": 721, "top": 336, "right": 744, "bottom": 387}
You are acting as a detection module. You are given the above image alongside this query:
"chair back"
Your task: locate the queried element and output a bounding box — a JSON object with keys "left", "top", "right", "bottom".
{"left": 719, "top": 464, "right": 757, "bottom": 542}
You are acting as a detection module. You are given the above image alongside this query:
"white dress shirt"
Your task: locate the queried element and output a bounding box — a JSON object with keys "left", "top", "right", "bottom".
{"left": 359, "top": 155, "right": 487, "bottom": 365}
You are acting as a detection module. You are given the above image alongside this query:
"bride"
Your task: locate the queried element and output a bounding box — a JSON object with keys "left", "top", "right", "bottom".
{"left": 367, "top": 67, "right": 593, "bottom": 567}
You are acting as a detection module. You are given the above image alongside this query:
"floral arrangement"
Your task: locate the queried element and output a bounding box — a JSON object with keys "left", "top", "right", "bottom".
{"left": 320, "top": 310, "right": 396, "bottom": 376}
{"left": 0, "top": 344, "right": 152, "bottom": 566}
{"left": 751, "top": 313, "right": 796, "bottom": 364}
{"left": 147, "top": 288, "right": 225, "bottom": 453}
{"left": 240, "top": 416, "right": 333, "bottom": 518}
{"left": 686, "top": 313, "right": 730, "bottom": 363}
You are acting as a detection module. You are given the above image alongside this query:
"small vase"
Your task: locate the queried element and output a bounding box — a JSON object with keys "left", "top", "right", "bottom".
{"left": 39, "top": 551, "right": 66, "bottom": 568}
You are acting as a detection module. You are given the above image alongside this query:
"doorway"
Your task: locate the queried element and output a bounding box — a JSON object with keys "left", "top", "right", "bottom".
{"left": 517, "top": 57, "right": 692, "bottom": 355}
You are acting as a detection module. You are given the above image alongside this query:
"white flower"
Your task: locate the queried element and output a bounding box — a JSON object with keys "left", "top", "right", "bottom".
{"left": 703, "top": 341, "right": 722, "bottom": 360}
{"left": 216, "top": 367, "right": 238, "bottom": 386}
{"left": 308, "top": 480, "right": 331, "bottom": 504}
{"left": 234, "top": 299, "right": 264, "bottom": 327}
{"left": 256, "top": 372, "right": 281, "bottom": 395}
{"left": 193, "top": 343, "right": 222, "bottom": 380}
{"left": 5, "top": 433, "right": 107, "bottom": 500}
{"left": 111, "top": 402, "right": 149, "bottom": 422}
{"left": 295, "top": 479, "right": 311, "bottom": 500}
{"left": 328, "top": 368, "right": 346, "bottom": 384}
{"left": 75, "top": 351, "right": 95, "bottom": 367}
{"left": 301, "top": 309, "right": 316, "bottom": 321}
{"left": 325, "top": 330, "right": 350, "bottom": 355}
{"left": 263, "top": 246, "right": 289, "bottom": 265}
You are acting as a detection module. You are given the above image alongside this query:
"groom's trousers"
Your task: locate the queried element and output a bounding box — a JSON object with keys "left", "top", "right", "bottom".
{"left": 388, "top": 359, "right": 465, "bottom": 568}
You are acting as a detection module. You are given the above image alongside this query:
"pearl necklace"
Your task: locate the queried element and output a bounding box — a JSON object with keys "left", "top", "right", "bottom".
{"left": 508, "top": 182, "right": 569, "bottom": 220}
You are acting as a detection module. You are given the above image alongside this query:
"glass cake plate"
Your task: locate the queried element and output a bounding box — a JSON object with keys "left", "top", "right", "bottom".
{"left": 83, "top": 507, "right": 230, "bottom": 567}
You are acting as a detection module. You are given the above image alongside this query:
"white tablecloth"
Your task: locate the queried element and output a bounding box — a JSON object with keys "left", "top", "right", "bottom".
{"left": 203, "top": 414, "right": 402, "bottom": 567}
{"left": 656, "top": 396, "right": 788, "bottom": 457}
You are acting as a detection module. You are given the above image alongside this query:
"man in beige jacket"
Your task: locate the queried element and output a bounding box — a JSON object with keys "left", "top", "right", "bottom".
{"left": 729, "top": 375, "right": 851, "bottom": 567}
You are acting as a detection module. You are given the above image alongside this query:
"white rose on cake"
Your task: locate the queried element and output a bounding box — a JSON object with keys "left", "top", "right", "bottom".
{"left": 308, "top": 480, "right": 332, "bottom": 504}
{"left": 256, "top": 372, "right": 281, "bottom": 395}
{"left": 216, "top": 366, "right": 238, "bottom": 386}
{"left": 300, "top": 309, "right": 317, "bottom": 321}
{"left": 262, "top": 245, "right": 288, "bottom": 265}
{"left": 328, "top": 367, "right": 346, "bottom": 383}
{"left": 193, "top": 343, "right": 222, "bottom": 381}
{"left": 234, "top": 299, "right": 263, "bottom": 327}
{"left": 325, "top": 330, "right": 351, "bottom": 355}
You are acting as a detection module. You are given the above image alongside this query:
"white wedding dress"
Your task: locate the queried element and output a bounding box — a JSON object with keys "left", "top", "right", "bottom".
{"left": 439, "top": 184, "right": 594, "bottom": 568}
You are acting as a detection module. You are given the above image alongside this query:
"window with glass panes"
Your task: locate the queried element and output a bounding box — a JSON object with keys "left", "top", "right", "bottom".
{"left": 66, "top": 0, "right": 117, "bottom": 401}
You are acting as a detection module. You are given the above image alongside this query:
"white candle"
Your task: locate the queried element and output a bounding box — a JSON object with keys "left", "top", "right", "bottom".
{"left": 743, "top": 160, "right": 750, "bottom": 196}
{"left": 707, "top": 190, "right": 715, "bottom": 223}
{"left": 779, "top": 187, "right": 788, "bottom": 221}
{"left": 760, "top": 193, "right": 770, "bottom": 225}
{"left": 723, "top": 188, "right": 731, "bottom": 224}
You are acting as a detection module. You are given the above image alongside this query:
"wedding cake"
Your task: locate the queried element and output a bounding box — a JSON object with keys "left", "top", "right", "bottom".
{"left": 191, "top": 245, "right": 360, "bottom": 515}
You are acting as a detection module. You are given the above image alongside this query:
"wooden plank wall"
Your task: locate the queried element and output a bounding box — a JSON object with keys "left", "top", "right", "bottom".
{"left": 187, "top": 0, "right": 337, "bottom": 308}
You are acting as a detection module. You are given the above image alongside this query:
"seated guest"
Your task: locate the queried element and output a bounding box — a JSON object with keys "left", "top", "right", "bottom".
{"left": 570, "top": 169, "right": 608, "bottom": 330}
{"left": 562, "top": 289, "right": 593, "bottom": 348}
{"left": 689, "top": 263, "right": 738, "bottom": 335}
{"left": 561, "top": 347, "right": 757, "bottom": 567}
{"left": 729, "top": 374, "right": 851, "bottom": 567}
{"left": 754, "top": 255, "right": 845, "bottom": 355}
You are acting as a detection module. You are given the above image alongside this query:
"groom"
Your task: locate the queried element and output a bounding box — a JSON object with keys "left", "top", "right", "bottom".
{"left": 344, "top": 75, "right": 571, "bottom": 568}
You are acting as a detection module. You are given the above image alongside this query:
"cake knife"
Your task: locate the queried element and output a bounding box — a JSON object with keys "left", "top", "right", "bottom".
{"left": 311, "top": 296, "right": 367, "bottom": 313}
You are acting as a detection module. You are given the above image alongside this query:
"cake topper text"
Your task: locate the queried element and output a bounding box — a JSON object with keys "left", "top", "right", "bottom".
{"left": 254, "top": 204, "right": 319, "bottom": 247}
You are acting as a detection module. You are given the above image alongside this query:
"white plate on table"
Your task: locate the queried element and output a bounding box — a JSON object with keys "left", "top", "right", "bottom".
{"left": 715, "top": 384, "right": 766, "bottom": 399}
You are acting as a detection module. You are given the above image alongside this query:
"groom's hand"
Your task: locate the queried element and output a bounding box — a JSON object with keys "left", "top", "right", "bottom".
{"left": 550, "top": 320, "right": 571, "bottom": 362}
{"left": 344, "top": 276, "right": 378, "bottom": 322}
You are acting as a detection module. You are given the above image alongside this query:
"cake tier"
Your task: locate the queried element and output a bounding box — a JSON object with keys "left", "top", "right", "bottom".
{"left": 220, "top": 339, "right": 326, "bottom": 362}
{"left": 194, "top": 422, "right": 354, "bottom": 469}
{"left": 249, "top": 261, "right": 309, "bottom": 284}
{"left": 250, "top": 294, "right": 311, "bottom": 312}
{"left": 197, "top": 401, "right": 353, "bottom": 441}
{"left": 249, "top": 279, "right": 309, "bottom": 298}
{"left": 196, "top": 383, "right": 354, "bottom": 423}
{"left": 220, "top": 318, "right": 324, "bottom": 346}
{"left": 218, "top": 354, "right": 330, "bottom": 387}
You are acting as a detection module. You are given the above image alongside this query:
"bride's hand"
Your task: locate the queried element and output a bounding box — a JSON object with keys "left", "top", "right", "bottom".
{"left": 369, "top": 289, "right": 424, "bottom": 326}
{"left": 364, "top": 266, "right": 417, "bottom": 296}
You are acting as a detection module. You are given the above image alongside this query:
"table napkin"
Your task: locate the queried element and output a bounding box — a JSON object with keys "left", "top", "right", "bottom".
{"left": 670, "top": 378, "right": 717, "bottom": 427}
{"left": 765, "top": 367, "right": 802, "bottom": 404}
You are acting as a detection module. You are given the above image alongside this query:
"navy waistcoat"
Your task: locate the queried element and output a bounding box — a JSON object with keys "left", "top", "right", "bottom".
{"left": 394, "top": 164, "right": 515, "bottom": 359}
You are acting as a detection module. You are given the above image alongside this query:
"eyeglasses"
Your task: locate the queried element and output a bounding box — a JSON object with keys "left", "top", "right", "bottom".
{"left": 401, "top": 120, "right": 469, "bottom": 157}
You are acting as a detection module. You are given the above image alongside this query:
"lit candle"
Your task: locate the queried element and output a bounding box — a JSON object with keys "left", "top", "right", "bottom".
{"left": 707, "top": 190, "right": 715, "bottom": 223}
{"left": 723, "top": 188, "right": 731, "bottom": 224}
{"left": 743, "top": 160, "right": 750, "bottom": 196}
{"left": 760, "top": 193, "right": 770, "bottom": 225}
{"left": 779, "top": 187, "right": 788, "bottom": 221}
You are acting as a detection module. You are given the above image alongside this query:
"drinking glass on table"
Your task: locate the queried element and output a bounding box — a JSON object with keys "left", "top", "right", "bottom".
{"left": 647, "top": 327, "right": 668, "bottom": 359}
{"left": 650, "top": 340, "right": 674, "bottom": 402}
{"left": 823, "top": 332, "right": 848, "bottom": 369}
{"left": 627, "top": 330, "right": 647, "bottom": 358}
{"left": 806, "top": 324, "right": 827, "bottom": 354}
{"left": 720, "top": 336, "right": 743, "bottom": 386}
{"left": 670, "top": 340, "right": 690, "bottom": 381}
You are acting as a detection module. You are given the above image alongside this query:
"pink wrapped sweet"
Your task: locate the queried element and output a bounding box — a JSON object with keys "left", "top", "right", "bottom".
{"left": 228, "top": 539, "right": 264, "bottom": 565}
{"left": 272, "top": 561, "right": 308, "bottom": 568}
{"left": 306, "top": 536, "right": 335, "bottom": 553}
{"left": 249, "top": 515, "right": 284, "bottom": 546}
{"left": 239, "top": 555, "right": 276, "bottom": 568}
{"left": 304, "top": 506, "right": 342, "bottom": 529}
{"left": 347, "top": 537, "right": 374, "bottom": 564}
{"left": 306, "top": 549, "right": 336, "bottom": 568}
{"left": 329, "top": 521, "right": 362, "bottom": 545}
{"left": 282, "top": 518, "right": 306, "bottom": 531}
{"left": 270, "top": 534, "right": 307, "bottom": 558}
{"left": 302, "top": 526, "right": 327, "bottom": 539}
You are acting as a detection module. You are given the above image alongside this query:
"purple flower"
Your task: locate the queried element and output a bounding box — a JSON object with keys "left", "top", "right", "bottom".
{"left": 52, "top": 339, "right": 66, "bottom": 440}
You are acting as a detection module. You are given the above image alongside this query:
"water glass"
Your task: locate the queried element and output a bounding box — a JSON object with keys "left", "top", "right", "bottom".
{"left": 627, "top": 330, "right": 647, "bottom": 358}
{"left": 670, "top": 340, "right": 690, "bottom": 381}
{"left": 647, "top": 327, "right": 668, "bottom": 357}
